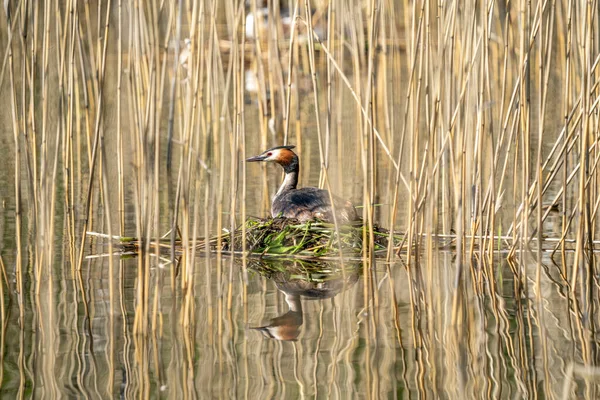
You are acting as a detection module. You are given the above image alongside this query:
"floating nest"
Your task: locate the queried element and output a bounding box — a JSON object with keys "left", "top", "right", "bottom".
{"left": 90, "top": 217, "right": 403, "bottom": 259}
{"left": 219, "top": 217, "right": 402, "bottom": 258}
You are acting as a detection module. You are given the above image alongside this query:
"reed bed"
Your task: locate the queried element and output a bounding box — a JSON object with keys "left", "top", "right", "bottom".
{"left": 1, "top": 0, "right": 600, "bottom": 397}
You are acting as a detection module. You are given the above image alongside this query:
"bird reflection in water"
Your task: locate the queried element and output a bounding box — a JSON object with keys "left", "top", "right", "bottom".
{"left": 249, "top": 259, "right": 361, "bottom": 341}
{"left": 252, "top": 292, "right": 304, "bottom": 341}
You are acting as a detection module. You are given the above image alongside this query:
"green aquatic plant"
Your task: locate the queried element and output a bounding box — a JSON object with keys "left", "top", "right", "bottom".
{"left": 220, "top": 217, "right": 402, "bottom": 257}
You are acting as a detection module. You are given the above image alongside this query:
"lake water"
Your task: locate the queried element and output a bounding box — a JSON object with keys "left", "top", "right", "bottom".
{"left": 2, "top": 245, "right": 595, "bottom": 398}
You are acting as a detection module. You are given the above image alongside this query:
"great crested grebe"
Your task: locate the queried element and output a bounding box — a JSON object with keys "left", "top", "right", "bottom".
{"left": 246, "top": 145, "right": 359, "bottom": 223}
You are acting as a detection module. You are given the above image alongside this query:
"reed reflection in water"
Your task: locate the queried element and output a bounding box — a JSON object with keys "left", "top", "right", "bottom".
{"left": 0, "top": 249, "right": 596, "bottom": 398}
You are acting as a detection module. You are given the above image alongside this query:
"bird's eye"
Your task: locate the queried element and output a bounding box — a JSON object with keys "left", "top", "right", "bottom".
{"left": 267, "top": 152, "right": 272, "bottom": 156}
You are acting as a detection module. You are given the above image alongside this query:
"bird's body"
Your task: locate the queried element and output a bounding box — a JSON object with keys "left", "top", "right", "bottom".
{"left": 273, "top": 187, "right": 357, "bottom": 222}
{"left": 246, "top": 145, "right": 359, "bottom": 223}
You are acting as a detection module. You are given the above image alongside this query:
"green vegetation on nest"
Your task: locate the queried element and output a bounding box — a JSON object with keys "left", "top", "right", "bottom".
{"left": 101, "top": 217, "right": 403, "bottom": 259}
{"left": 221, "top": 217, "right": 401, "bottom": 257}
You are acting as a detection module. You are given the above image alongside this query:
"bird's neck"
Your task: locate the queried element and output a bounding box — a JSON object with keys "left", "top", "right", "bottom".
{"left": 275, "top": 156, "right": 299, "bottom": 197}
{"left": 275, "top": 170, "right": 298, "bottom": 197}
{"left": 284, "top": 293, "right": 302, "bottom": 313}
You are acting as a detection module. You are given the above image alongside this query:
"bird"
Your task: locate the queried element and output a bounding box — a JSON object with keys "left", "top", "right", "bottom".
{"left": 246, "top": 145, "right": 359, "bottom": 223}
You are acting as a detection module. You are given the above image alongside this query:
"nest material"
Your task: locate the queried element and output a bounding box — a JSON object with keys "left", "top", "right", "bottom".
{"left": 221, "top": 217, "right": 399, "bottom": 257}
{"left": 94, "top": 217, "right": 402, "bottom": 259}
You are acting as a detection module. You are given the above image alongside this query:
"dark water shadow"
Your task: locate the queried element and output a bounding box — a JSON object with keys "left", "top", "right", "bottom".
{"left": 247, "top": 259, "right": 361, "bottom": 341}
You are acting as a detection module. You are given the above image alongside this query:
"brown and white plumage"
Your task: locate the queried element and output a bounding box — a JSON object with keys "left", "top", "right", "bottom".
{"left": 246, "top": 145, "right": 359, "bottom": 223}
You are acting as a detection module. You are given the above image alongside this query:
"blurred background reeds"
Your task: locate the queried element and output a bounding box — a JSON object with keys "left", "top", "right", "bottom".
{"left": 1, "top": 0, "right": 600, "bottom": 398}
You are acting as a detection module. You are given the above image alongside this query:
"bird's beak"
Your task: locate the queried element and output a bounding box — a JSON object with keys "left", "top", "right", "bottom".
{"left": 246, "top": 154, "right": 267, "bottom": 162}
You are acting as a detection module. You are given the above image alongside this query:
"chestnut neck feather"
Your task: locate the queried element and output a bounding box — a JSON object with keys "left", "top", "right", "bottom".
{"left": 276, "top": 150, "right": 299, "bottom": 173}
{"left": 275, "top": 151, "right": 299, "bottom": 197}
